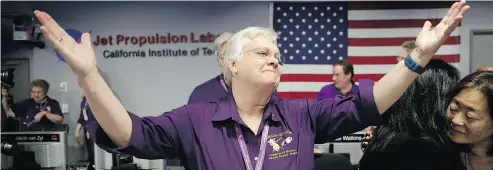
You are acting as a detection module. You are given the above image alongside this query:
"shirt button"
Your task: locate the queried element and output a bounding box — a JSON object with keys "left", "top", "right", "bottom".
{"left": 254, "top": 157, "right": 258, "bottom": 161}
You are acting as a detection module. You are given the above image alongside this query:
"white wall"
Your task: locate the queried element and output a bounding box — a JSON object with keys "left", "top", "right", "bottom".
{"left": 2, "top": 0, "right": 493, "bottom": 167}
{"left": 6, "top": 1, "right": 270, "bottom": 165}
{"left": 460, "top": 1, "right": 493, "bottom": 76}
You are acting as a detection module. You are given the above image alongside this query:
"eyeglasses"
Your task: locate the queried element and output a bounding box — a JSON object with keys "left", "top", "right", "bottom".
{"left": 242, "top": 48, "right": 285, "bottom": 65}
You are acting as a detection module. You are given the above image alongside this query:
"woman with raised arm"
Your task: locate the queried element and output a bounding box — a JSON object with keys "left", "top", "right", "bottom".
{"left": 33, "top": 1, "right": 469, "bottom": 169}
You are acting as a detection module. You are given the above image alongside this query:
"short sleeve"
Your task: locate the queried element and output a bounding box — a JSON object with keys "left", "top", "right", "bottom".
{"left": 86, "top": 106, "right": 193, "bottom": 159}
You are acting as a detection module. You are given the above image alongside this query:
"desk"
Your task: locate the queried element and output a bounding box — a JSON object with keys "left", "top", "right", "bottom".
{"left": 1, "top": 131, "right": 68, "bottom": 170}
{"left": 315, "top": 131, "right": 364, "bottom": 165}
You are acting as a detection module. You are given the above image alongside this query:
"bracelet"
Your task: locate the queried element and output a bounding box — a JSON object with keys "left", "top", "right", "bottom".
{"left": 404, "top": 55, "right": 425, "bottom": 74}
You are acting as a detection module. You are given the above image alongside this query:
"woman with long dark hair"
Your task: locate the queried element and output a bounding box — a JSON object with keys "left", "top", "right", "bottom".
{"left": 445, "top": 71, "right": 493, "bottom": 169}
{"left": 358, "top": 59, "right": 460, "bottom": 170}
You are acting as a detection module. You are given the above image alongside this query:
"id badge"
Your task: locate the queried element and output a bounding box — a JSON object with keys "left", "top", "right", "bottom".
{"left": 82, "top": 108, "right": 88, "bottom": 121}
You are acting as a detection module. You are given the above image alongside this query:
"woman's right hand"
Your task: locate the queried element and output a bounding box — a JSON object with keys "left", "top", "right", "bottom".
{"left": 34, "top": 11, "right": 97, "bottom": 78}
{"left": 75, "top": 131, "right": 81, "bottom": 145}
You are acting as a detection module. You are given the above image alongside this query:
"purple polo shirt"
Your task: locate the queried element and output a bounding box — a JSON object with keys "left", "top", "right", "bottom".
{"left": 86, "top": 79, "right": 382, "bottom": 170}
{"left": 317, "top": 83, "right": 359, "bottom": 99}
{"left": 188, "top": 75, "right": 229, "bottom": 104}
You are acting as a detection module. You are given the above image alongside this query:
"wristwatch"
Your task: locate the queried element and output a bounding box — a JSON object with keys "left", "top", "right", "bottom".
{"left": 404, "top": 55, "right": 425, "bottom": 74}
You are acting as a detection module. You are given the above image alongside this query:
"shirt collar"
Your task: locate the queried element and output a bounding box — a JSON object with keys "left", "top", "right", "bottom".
{"left": 333, "top": 83, "right": 359, "bottom": 95}
{"left": 211, "top": 93, "right": 281, "bottom": 123}
{"left": 31, "top": 96, "right": 50, "bottom": 104}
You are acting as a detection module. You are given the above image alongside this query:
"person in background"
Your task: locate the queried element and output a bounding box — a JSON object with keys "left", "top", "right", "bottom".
{"left": 75, "top": 91, "right": 96, "bottom": 170}
{"left": 397, "top": 40, "right": 417, "bottom": 62}
{"left": 180, "top": 32, "right": 236, "bottom": 167}
{"left": 358, "top": 59, "right": 460, "bottom": 170}
{"left": 3, "top": 79, "right": 64, "bottom": 131}
{"left": 1, "top": 102, "right": 5, "bottom": 131}
{"left": 75, "top": 92, "right": 95, "bottom": 170}
{"left": 187, "top": 32, "right": 235, "bottom": 104}
{"left": 34, "top": 1, "right": 468, "bottom": 169}
{"left": 314, "top": 59, "right": 361, "bottom": 169}
{"left": 1, "top": 83, "right": 19, "bottom": 132}
{"left": 75, "top": 67, "right": 106, "bottom": 170}
{"left": 1, "top": 83, "right": 12, "bottom": 131}
{"left": 2, "top": 83, "right": 14, "bottom": 107}
{"left": 444, "top": 71, "right": 493, "bottom": 169}
{"left": 362, "top": 40, "right": 419, "bottom": 146}
{"left": 317, "top": 60, "right": 359, "bottom": 99}
{"left": 477, "top": 65, "right": 493, "bottom": 71}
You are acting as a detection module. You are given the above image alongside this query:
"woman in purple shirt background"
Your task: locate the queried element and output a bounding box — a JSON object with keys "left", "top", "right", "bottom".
{"left": 187, "top": 32, "right": 235, "bottom": 105}
{"left": 317, "top": 60, "right": 359, "bottom": 99}
{"left": 33, "top": 1, "right": 469, "bottom": 169}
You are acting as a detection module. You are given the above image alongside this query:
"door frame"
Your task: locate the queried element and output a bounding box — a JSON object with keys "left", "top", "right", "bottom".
{"left": 460, "top": 27, "right": 493, "bottom": 77}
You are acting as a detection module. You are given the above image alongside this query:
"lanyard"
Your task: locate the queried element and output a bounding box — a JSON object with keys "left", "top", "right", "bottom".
{"left": 82, "top": 100, "right": 91, "bottom": 138}
{"left": 82, "top": 100, "right": 89, "bottom": 121}
{"left": 36, "top": 102, "right": 48, "bottom": 111}
{"left": 464, "top": 153, "right": 472, "bottom": 170}
{"left": 83, "top": 100, "right": 89, "bottom": 109}
{"left": 27, "top": 102, "right": 48, "bottom": 122}
{"left": 220, "top": 77, "right": 228, "bottom": 92}
{"left": 235, "top": 123, "right": 270, "bottom": 170}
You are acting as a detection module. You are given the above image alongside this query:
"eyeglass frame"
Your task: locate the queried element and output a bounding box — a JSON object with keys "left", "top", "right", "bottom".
{"left": 240, "top": 47, "right": 285, "bottom": 65}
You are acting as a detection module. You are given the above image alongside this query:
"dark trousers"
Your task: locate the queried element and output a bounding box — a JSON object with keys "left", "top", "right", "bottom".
{"left": 85, "top": 131, "right": 95, "bottom": 170}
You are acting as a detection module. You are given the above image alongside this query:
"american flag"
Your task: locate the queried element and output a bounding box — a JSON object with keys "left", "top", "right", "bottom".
{"left": 273, "top": 2, "right": 461, "bottom": 98}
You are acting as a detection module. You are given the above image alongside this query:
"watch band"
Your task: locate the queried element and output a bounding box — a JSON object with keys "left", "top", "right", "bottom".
{"left": 404, "top": 55, "right": 425, "bottom": 74}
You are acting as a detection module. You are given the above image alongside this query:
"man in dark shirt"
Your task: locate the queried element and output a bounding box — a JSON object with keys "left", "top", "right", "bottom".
{"left": 397, "top": 40, "right": 417, "bottom": 62}
{"left": 3, "top": 79, "right": 63, "bottom": 131}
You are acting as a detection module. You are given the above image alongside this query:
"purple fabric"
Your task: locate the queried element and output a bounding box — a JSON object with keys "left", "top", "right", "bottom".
{"left": 187, "top": 75, "right": 229, "bottom": 104}
{"left": 87, "top": 79, "right": 381, "bottom": 170}
{"left": 78, "top": 97, "right": 96, "bottom": 125}
{"left": 317, "top": 83, "right": 360, "bottom": 99}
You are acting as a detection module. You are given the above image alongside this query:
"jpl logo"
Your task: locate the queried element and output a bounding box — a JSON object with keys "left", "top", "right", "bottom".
{"left": 55, "top": 28, "right": 82, "bottom": 63}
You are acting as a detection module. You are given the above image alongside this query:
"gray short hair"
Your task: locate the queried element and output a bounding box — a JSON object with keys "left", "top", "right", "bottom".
{"left": 214, "top": 32, "right": 234, "bottom": 66}
{"left": 222, "top": 27, "right": 279, "bottom": 86}
{"left": 214, "top": 32, "right": 234, "bottom": 52}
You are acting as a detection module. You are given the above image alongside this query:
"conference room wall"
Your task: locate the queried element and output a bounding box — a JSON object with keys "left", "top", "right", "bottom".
{"left": 4, "top": 1, "right": 270, "bottom": 165}
{"left": 2, "top": 1, "right": 493, "bottom": 167}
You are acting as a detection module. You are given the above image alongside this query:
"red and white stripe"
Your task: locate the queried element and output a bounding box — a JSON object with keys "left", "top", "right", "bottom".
{"left": 277, "top": 2, "right": 461, "bottom": 98}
